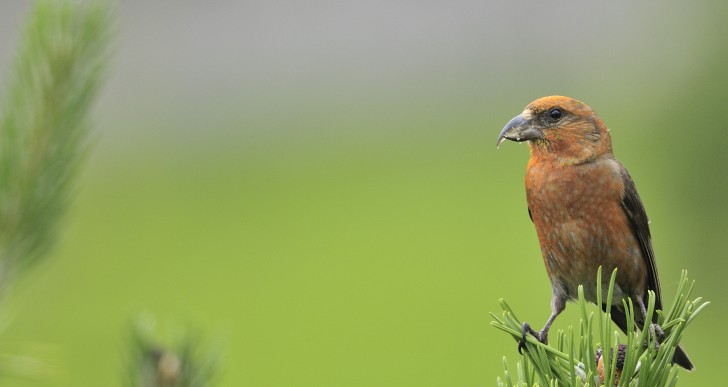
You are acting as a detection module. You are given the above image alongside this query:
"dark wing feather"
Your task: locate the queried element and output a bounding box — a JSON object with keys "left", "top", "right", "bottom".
{"left": 618, "top": 165, "right": 662, "bottom": 314}
{"left": 618, "top": 163, "right": 694, "bottom": 371}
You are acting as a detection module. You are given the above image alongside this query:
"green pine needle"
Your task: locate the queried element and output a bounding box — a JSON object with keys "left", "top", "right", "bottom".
{"left": 491, "top": 269, "right": 707, "bottom": 386}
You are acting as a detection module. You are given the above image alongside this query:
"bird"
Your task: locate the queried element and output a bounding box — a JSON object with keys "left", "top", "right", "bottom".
{"left": 496, "top": 96, "right": 693, "bottom": 370}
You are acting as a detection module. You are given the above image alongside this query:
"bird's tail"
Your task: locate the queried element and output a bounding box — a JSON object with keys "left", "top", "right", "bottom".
{"left": 671, "top": 344, "right": 694, "bottom": 371}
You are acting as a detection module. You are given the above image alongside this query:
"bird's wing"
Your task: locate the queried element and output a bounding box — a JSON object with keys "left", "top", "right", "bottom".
{"left": 612, "top": 164, "right": 695, "bottom": 370}
{"left": 618, "top": 164, "right": 662, "bottom": 313}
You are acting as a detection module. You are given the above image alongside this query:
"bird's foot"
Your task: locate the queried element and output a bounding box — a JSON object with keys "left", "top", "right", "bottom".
{"left": 518, "top": 322, "right": 548, "bottom": 354}
{"left": 648, "top": 323, "right": 665, "bottom": 351}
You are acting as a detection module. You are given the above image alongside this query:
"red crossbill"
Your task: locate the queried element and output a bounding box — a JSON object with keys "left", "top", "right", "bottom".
{"left": 497, "top": 96, "right": 693, "bottom": 370}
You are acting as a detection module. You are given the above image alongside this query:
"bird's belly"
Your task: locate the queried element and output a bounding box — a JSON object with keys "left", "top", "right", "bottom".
{"left": 528, "top": 191, "right": 645, "bottom": 305}
{"left": 539, "top": 219, "right": 630, "bottom": 304}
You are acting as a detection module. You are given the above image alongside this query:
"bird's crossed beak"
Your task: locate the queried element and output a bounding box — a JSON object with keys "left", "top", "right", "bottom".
{"left": 496, "top": 113, "right": 543, "bottom": 148}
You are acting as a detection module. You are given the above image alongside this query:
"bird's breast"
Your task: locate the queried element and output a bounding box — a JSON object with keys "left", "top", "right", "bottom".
{"left": 525, "top": 158, "right": 623, "bottom": 212}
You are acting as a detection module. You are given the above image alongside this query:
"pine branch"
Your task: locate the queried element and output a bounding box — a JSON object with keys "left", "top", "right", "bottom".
{"left": 491, "top": 269, "right": 707, "bottom": 386}
{"left": 127, "top": 315, "right": 222, "bottom": 387}
{"left": 0, "top": 0, "right": 112, "bottom": 286}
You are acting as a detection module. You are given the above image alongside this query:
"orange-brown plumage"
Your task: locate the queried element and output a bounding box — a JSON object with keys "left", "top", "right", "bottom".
{"left": 497, "top": 96, "right": 693, "bottom": 370}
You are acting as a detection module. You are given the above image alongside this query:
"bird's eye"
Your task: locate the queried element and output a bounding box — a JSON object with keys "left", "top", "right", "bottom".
{"left": 549, "top": 108, "right": 562, "bottom": 120}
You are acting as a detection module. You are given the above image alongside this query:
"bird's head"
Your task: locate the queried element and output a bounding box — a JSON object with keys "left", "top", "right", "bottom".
{"left": 497, "top": 96, "right": 612, "bottom": 164}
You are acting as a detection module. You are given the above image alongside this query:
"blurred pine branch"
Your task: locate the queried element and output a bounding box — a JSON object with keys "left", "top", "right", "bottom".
{"left": 127, "top": 314, "right": 222, "bottom": 387}
{"left": 0, "top": 0, "right": 112, "bottom": 380}
{"left": 491, "top": 269, "right": 707, "bottom": 386}
{"left": 0, "top": 0, "right": 112, "bottom": 287}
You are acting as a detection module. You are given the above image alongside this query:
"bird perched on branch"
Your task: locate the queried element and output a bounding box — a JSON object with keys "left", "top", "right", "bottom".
{"left": 496, "top": 96, "right": 693, "bottom": 370}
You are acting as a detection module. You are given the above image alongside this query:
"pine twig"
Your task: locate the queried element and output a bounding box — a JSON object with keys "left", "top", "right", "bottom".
{"left": 0, "top": 0, "right": 112, "bottom": 286}
{"left": 127, "top": 314, "right": 222, "bottom": 387}
{"left": 492, "top": 269, "right": 707, "bottom": 386}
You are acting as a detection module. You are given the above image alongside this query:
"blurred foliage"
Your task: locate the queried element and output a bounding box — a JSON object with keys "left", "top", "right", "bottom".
{"left": 0, "top": 0, "right": 111, "bottom": 384}
{"left": 127, "top": 315, "right": 220, "bottom": 387}
{"left": 0, "top": 0, "right": 111, "bottom": 286}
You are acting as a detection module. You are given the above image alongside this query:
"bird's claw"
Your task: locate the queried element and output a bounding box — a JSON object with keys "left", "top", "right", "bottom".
{"left": 517, "top": 322, "right": 531, "bottom": 354}
{"left": 518, "top": 322, "right": 547, "bottom": 354}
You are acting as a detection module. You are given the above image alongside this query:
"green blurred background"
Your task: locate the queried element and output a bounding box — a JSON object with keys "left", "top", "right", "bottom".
{"left": 0, "top": 0, "right": 726, "bottom": 385}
